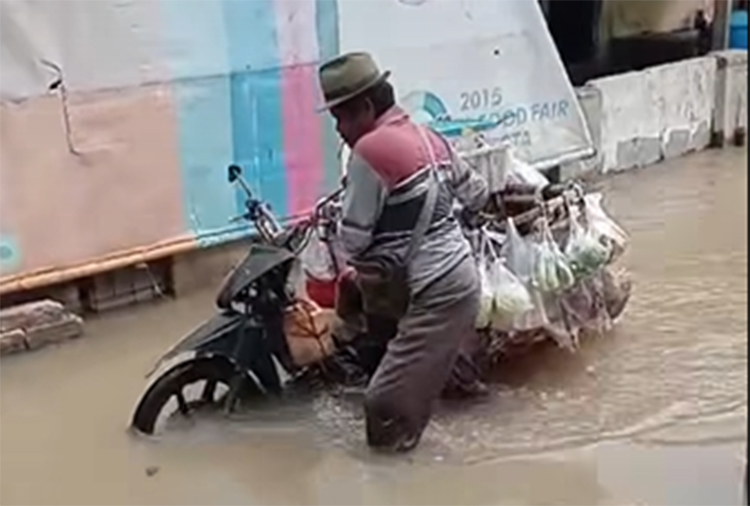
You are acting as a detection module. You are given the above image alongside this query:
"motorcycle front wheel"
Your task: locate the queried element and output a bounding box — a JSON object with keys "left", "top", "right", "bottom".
{"left": 131, "top": 358, "right": 261, "bottom": 435}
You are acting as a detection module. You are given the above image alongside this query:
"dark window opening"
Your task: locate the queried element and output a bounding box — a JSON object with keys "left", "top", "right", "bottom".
{"left": 541, "top": 0, "right": 719, "bottom": 87}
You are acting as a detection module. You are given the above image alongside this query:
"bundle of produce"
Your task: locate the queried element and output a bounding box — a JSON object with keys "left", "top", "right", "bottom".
{"left": 564, "top": 203, "right": 611, "bottom": 279}
{"left": 531, "top": 219, "right": 576, "bottom": 294}
{"left": 474, "top": 227, "right": 534, "bottom": 330}
{"left": 583, "top": 192, "right": 629, "bottom": 261}
{"left": 498, "top": 218, "right": 549, "bottom": 331}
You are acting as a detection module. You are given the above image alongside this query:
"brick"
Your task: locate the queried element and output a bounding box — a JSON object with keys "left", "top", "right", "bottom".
{"left": 23, "top": 314, "right": 84, "bottom": 350}
{"left": 0, "top": 299, "right": 66, "bottom": 333}
{"left": 0, "top": 329, "right": 28, "bottom": 356}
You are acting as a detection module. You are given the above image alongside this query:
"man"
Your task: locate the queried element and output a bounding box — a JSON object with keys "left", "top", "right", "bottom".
{"left": 318, "top": 52, "right": 489, "bottom": 452}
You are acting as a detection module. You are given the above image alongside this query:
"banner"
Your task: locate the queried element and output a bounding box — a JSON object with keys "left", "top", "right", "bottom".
{"left": 0, "top": 0, "right": 593, "bottom": 290}
{"left": 338, "top": 0, "right": 594, "bottom": 168}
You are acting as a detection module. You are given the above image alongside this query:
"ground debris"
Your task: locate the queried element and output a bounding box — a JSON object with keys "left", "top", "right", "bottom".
{"left": 0, "top": 299, "right": 83, "bottom": 356}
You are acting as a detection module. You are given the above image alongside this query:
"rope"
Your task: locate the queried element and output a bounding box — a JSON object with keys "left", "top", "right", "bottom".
{"left": 288, "top": 299, "right": 331, "bottom": 367}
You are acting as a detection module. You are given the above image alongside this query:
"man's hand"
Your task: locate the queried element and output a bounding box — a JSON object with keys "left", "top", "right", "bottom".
{"left": 458, "top": 207, "right": 483, "bottom": 229}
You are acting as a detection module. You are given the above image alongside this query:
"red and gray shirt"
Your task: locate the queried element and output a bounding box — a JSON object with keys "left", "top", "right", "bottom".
{"left": 339, "top": 106, "right": 489, "bottom": 293}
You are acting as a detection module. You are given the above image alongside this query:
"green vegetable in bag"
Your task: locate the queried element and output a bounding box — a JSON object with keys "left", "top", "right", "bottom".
{"left": 474, "top": 227, "right": 534, "bottom": 330}
{"left": 532, "top": 218, "right": 576, "bottom": 293}
{"left": 564, "top": 204, "right": 611, "bottom": 279}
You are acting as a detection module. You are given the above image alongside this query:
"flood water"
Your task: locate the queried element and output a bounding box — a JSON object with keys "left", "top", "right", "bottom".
{"left": 1, "top": 148, "right": 747, "bottom": 505}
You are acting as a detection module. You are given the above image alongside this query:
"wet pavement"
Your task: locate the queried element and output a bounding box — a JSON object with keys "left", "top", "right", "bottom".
{"left": 1, "top": 148, "right": 747, "bottom": 505}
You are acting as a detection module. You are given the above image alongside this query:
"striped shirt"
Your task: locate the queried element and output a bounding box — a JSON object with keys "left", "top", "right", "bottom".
{"left": 339, "top": 106, "right": 489, "bottom": 294}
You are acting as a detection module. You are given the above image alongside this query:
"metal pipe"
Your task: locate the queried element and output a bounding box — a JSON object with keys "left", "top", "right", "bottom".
{"left": 712, "top": 0, "right": 733, "bottom": 50}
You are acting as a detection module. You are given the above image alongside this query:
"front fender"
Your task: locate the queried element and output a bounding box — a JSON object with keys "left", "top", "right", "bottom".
{"left": 147, "top": 311, "right": 284, "bottom": 395}
{"left": 147, "top": 312, "right": 245, "bottom": 377}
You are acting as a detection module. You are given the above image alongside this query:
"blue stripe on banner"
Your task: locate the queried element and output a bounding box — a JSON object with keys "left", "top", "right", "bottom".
{"left": 222, "top": 0, "right": 287, "bottom": 225}
{"left": 161, "top": 0, "right": 286, "bottom": 247}
{"left": 159, "top": 0, "right": 237, "bottom": 242}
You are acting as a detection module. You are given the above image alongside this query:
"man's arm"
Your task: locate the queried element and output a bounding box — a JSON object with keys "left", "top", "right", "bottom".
{"left": 338, "top": 152, "right": 387, "bottom": 260}
{"left": 444, "top": 142, "right": 489, "bottom": 212}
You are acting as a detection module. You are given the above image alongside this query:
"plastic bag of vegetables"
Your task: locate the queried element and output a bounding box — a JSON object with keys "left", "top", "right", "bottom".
{"left": 499, "top": 219, "right": 549, "bottom": 330}
{"left": 474, "top": 228, "right": 534, "bottom": 329}
{"left": 499, "top": 218, "right": 534, "bottom": 284}
{"left": 584, "top": 193, "right": 629, "bottom": 261}
{"left": 489, "top": 259, "right": 535, "bottom": 329}
{"left": 474, "top": 228, "right": 499, "bottom": 328}
{"left": 564, "top": 203, "right": 611, "bottom": 279}
{"left": 475, "top": 260, "right": 494, "bottom": 329}
{"left": 532, "top": 219, "right": 576, "bottom": 293}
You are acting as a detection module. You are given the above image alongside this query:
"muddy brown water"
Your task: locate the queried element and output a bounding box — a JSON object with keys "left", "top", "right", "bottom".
{"left": 1, "top": 149, "right": 747, "bottom": 505}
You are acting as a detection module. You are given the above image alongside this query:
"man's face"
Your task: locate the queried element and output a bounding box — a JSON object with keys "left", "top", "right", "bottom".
{"left": 330, "top": 98, "right": 375, "bottom": 147}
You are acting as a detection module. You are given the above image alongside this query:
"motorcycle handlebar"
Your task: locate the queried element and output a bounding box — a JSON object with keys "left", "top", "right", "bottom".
{"left": 226, "top": 164, "right": 343, "bottom": 250}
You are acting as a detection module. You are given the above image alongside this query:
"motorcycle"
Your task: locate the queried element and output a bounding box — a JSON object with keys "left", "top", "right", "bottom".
{"left": 131, "top": 164, "right": 633, "bottom": 435}
{"left": 130, "top": 164, "right": 344, "bottom": 435}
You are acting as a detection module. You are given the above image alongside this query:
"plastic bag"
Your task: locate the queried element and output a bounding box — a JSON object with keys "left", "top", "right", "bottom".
{"left": 500, "top": 218, "right": 534, "bottom": 284}
{"left": 474, "top": 230, "right": 494, "bottom": 328}
{"left": 583, "top": 193, "right": 629, "bottom": 261}
{"left": 532, "top": 219, "right": 576, "bottom": 294}
{"left": 500, "top": 146, "right": 549, "bottom": 189}
{"left": 499, "top": 219, "right": 549, "bottom": 330}
{"left": 474, "top": 229, "right": 533, "bottom": 329}
{"left": 564, "top": 203, "right": 611, "bottom": 280}
{"left": 475, "top": 261, "right": 494, "bottom": 329}
{"left": 300, "top": 227, "right": 341, "bottom": 282}
{"left": 567, "top": 270, "right": 613, "bottom": 337}
{"left": 489, "top": 258, "right": 535, "bottom": 329}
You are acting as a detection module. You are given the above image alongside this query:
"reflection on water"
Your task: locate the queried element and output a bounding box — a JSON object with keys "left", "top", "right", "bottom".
{"left": 1, "top": 149, "right": 746, "bottom": 505}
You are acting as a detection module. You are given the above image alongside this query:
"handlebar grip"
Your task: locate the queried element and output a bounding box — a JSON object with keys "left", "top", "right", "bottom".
{"left": 227, "top": 164, "right": 242, "bottom": 183}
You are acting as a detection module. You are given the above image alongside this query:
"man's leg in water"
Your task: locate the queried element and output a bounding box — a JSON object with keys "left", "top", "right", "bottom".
{"left": 363, "top": 259, "right": 480, "bottom": 452}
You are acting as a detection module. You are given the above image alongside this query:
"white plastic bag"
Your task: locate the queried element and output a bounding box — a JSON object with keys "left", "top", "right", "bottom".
{"left": 475, "top": 251, "right": 494, "bottom": 329}
{"left": 500, "top": 146, "right": 549, "bottom": 189}
{"left": 532, "top": 219, "right": 576, "bottom": 294}
{"left": 500, "top": 218, "right": 534, "bottom": 284}
{"left": 300, "top": 228, "right": 341, "bottom": 282}
{"left": 473, "top": 229, "right": 494, "bottom": 329}
{"left": 474, "top": 228, "right": 533, "bottom": 329}
{"left": 489, "top": 258, "right": 535, "bottom": 329}
{"left": 584, "top": 193, "right": 629, "bottom": 261}
{"left": 499, "top": 219, "right": 549, "bottom": 330}
{"left": 564, "top": 203, "right": 611, "bottom": 280}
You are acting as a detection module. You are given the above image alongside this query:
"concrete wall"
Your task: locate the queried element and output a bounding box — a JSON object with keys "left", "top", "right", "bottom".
{"left": 712, "top": 50, "right": 749, "bottom": 146}
{"left": 562, "top": 50, "right": 748, "bottom": 177}
{"left": 594, "top": 56, "right": 715, "bottom": 173}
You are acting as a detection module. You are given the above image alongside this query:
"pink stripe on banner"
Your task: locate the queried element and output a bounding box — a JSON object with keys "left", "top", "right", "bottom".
{"left": 275, "top": 0, "right": 325, "bottom": 216}
{"left": 280, "top": 65, "right": 325, "bottom": 215}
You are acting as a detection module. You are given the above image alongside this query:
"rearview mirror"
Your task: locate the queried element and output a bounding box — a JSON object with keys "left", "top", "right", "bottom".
{"left": 227, "top": 164, "right": 242, "bottom": 183}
